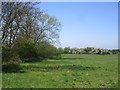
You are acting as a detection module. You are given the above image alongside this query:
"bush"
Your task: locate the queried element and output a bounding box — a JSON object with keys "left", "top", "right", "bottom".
{"left": 2, "top": 45, "right": 22, "bottom": 64}
{"left": 13, "top": 37, "right": 37, "bottom": 62}
{"left": 2, "top": 37, "right": 62, "bottom": 64}
{"left": 2, "top": 45, "right": 12, "bottom": 63}
{"left": 64, "top": 47, "right": 71, "bottom": 54}
{"left": 35, "top": 42, "right": 61, "bottom": 59}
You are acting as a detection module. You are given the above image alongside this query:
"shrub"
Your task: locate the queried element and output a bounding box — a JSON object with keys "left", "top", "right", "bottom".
{"left": 2, "top": 36, "right": 62, "bottom": 64}
{"left": 35, "top": 41, "right": 61, "bottom": 59}
{"left": 64, "top": 47, "right": 71, "bottom": 54}
{"left": 13, "top": 37, "right": 37, "bottom": 62}
{"left": 2, "top": 45, "right": 12, "bottom": 63}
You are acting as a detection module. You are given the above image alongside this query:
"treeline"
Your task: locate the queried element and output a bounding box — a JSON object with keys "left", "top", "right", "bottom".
{"left": 1, "top": 2, "right": 62, "bottom": 64}
{"left": 63, "top": 47, "right": 120, "bottom": 55}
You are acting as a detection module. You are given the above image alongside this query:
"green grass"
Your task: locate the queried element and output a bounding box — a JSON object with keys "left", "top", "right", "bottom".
{"left": 2, "top": 54, "right": 118, "bottom": 88}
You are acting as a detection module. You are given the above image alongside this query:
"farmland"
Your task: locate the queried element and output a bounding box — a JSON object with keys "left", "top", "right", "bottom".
{"left": 2, "top": 54, "right": 118, "bottom": 88}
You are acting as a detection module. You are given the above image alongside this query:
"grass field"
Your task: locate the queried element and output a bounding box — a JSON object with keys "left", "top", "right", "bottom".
{"left": 2, "top": 54, "right": 118, "bottom": 88}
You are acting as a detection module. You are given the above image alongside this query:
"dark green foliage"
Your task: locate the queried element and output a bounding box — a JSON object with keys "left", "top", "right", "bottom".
{"left": 2, "top": 37, "right": 62, "bottom": 64}
{"left": 13, "top": 37, "right": 37, "bottom": 62}
{"left": 57, "top": 48, "right": 64, "bottom": 58}
{"left": 58, "top": 48, "right": 64, "bottom": 54}
{"left": 2, "top": 45, "right": 12, "bottom": 62}
{"left": 84, "top": 47, "right": 93, "bottom": 54}
{"left": 2, "top": 45, "right": 22, "bottom": 64}
{"left": 111, "top": 49, "right": 120, "bottom": 54}
{"left": 64, "top": 47, "right": 71, "bottom": 54}
{"left": 35, "top": 41, "right": 61, "bottom": 59}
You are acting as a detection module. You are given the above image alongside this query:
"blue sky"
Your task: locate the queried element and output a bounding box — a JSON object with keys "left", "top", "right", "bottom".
{"left": 39, "top": 2, "right": 118, "bottom": 49}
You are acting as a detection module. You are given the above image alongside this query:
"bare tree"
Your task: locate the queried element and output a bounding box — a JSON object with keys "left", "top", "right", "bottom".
{"left": 1, "top": 2, "right": 61, "bottom": 48}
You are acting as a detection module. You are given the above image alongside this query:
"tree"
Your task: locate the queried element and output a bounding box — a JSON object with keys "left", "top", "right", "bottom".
{"left": 1, "top": 2, "right": 61, "bottom": 48}
{"left": 64, "top": 47, "right": 71, "bottom": 54}
{"left": 1, "top": 2, "right": 35, "bottom": 47}
{"left": 33, "top": 13, "right": 61, "bottom": 45}
{"left": 1, "top": 2, "right": 61, "bottom": 63}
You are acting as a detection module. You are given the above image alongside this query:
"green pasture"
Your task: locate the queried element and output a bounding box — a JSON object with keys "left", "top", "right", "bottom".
{"left": 2, "top": 54, "right": 118, "bottom": 88}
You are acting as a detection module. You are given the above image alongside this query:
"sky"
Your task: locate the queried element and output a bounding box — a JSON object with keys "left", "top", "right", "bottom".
{"left": 38, "top": 2, "right": 118, "bottom": 49}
